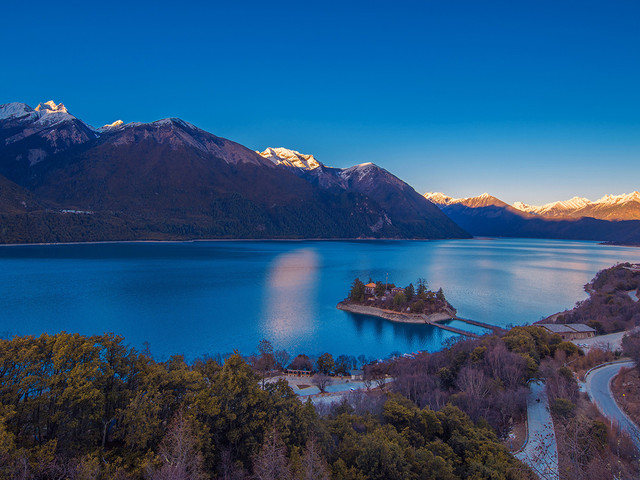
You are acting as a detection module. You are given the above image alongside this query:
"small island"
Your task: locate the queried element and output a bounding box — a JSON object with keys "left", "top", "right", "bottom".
{"left": 337, "top": 277, "right": 457, "bottom": 324}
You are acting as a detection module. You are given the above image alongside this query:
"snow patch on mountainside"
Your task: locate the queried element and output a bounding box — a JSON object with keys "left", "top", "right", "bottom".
{"left": 257, "top": 147, "right": 321, "bottom": 170}
{"left": 512, "top": 196, "right": 591, "bottom": 215}
{"left": 0, "top": 102, "right": 36, "bottom": 121}
{"left": 593, "top": 191, "right": 640, "bottom": 206}
{"left": 424, "top": 192, "right": 505, "bottom": 208}
{"left": 424, "top": 192, "right": 455, "bottom": 205}
{"left": 512, "top": 193, "right": 640, "bottom": 217}
{"left": 98, "top": 120, "right": 124, "bottom": 132}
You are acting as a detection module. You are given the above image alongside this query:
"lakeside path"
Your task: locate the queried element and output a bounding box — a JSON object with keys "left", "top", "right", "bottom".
{"left": 585, "top": 361, "right": 640, "bottom": 449}
{"left": 516, "top": 381, "right": 559, "bottom": 480}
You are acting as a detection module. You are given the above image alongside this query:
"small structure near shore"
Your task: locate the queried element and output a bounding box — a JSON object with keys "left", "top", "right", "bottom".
{"left": 538, "top": 323, "right": 595, "bottom": 341}
{"left": 364, "top": 282, "right": 376, "bottom": 296}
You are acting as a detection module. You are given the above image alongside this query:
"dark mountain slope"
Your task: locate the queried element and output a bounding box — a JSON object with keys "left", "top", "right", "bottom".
{"left": 259, "top": 148, "right": 470, "bottom": 239}
{"left": 0, "top": 107, "right": 470, "bottom": 242}
{"left": 338, "top": 163, "right": 469, "bottom": 238}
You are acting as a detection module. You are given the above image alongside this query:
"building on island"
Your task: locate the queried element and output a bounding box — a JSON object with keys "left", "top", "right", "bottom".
{"left": 390, "top": 287, "right": 405, "bottom": 296}
{"left": 538, "top": 323, "right": 596, "bottom": 341}
{"left": 364, "top": 282, "right": 377, "bottom": 296}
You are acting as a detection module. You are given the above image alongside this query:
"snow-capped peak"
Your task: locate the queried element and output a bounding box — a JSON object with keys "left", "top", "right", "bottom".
{"left": 423, "top": 192, "right": 505, "bottom": 208}
{"left": 35, "top": 100, "right": 68, "bottom": 114}
{"left": 1, "top": 100, "right": 82, "bottom": 130}
{"left": 0, "top": 102, "right": 35, "bottom": 121}
{"left": 512, "top": 201, "right": 533, "bottom": 212}
{"left": 424, "top": 192, "right": 455, "bottom": 205}
{"left": 98, "top": 120, "right": 124, "bottom": 132}
{"left": 257, "top": 147, "right": 322, "bottom": 170}
{"left": 512, "top": 196, "right": 591, "bottom": 215}
{"left": 593, "top": 191, "right": 640, "bottom": 206}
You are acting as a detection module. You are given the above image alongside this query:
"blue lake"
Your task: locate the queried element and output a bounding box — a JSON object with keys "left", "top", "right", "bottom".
{"left": 1, "top": 238, "right": 639, "bottom": 361}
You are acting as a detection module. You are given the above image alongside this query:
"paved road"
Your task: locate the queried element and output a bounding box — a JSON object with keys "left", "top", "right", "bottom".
{"left": 585, "top": 361, "right": 640, "bottom": 449}
{"left": 516, "top": 381, "right": 559, "bottom": 480}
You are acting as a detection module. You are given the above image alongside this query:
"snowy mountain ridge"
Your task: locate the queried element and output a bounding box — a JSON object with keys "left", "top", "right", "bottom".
{"left": 425, "top": 191, "right": 640, "bottom": 221}
{"left": 424, "top": 192, "right": 505, "bottom": 208}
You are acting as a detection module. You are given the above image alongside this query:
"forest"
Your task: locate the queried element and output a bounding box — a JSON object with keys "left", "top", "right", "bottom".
{"left": 1, "top": 325, "right": 637, "bottom": 479}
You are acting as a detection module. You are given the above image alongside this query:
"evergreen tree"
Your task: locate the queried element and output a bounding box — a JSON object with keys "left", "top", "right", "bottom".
{"left": 404, "top": 283, "right": 415, "bottom": 302}
{"left": 349, "top": 278, "right": 365, "bottom": 302}
{"left": 316, "top": 353, "right": 334, "bottom": 374}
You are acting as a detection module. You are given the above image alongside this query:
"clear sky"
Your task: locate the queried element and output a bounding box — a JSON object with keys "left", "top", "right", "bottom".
{"left": 2, "top": 1, "right": 639, "bottom": 205}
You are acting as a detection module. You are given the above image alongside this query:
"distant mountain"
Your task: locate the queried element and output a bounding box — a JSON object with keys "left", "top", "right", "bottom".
{"left": 512, "top": 196, "right": 591, "bottom": 217}
{"left": 259, "top": 148, "right": 468, "bottom": 238}
{"left": 425, "top": 192, "right": 640, "bottom": 243}
{"left": 0, "top": 101, "right": 469, "bottom": 243}
{"left": 424, "top": 192, "right": 510, "bottom": 209}
{"left": 512, "top": 192, "right": 640, "bottom": 221}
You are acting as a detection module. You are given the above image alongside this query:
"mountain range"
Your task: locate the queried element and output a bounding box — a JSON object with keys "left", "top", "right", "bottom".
{"left": 424, "top": 192, "right": 640, "bottom": 243}
{"left": 512, "top": 192, "right": 640, "bottom": 220}
{"left": 0, "top": 101, "right": 468, "bottom": 243}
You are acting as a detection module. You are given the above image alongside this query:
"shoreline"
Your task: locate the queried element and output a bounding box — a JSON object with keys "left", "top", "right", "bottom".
{"left": 336, "top": 301, "right": 456, "bottom": 325}
{"left": 0, "top": 237, "right": 478, "bottom": 248}
{"left": 2, "top": 236, "right": 636, "bottom": 249}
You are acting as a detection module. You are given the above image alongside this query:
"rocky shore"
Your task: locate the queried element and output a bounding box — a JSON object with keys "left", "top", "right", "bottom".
{"left": 336, "top": 301, "right": 456, "bottom": 324}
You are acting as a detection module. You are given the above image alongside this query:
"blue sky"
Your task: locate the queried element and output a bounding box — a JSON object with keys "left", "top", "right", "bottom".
{"left": 2, "top": 1, "right": 639, "bottom": 204}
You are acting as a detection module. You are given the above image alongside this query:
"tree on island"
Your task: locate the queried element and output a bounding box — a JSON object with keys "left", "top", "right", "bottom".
{"left": 417, "top": 278, "right": 428, "bottom": 299}
{"left": 375, "top": 281, "right": 386, "bottom": 297}
{"left": 393, "top": 292, "right": 406, "bottom": 307}
{"left": 404, "top": 283, "right": 415, "bottom": 302}
{"left": 349, "top": 278, "right": 365, "bottom": 302}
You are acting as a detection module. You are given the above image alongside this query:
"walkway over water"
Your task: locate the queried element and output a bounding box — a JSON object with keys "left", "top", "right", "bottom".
{"left": 446, "top": 317, "right": 505, "bottom": 333}
{"left": 428, "top": 316, "right": 504, "bottom": 338}
{"left": 430, "top": 322, "right": 480, "bottom": 338}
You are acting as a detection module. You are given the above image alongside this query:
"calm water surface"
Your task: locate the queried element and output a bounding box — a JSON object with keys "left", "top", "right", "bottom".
{"left": 1, "top": 238, "right": 639, "bottom": 360}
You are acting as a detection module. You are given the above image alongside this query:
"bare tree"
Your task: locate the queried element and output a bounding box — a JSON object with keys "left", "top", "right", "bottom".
{"left": 312, "top": 374, "right": 332, "bottom": 394}
{"left": 456, "top": 366, "right": 490, "bottom": 399}
{"left": 297, "top": 437, "right": 329, "bottom": 480}
{"left": 148, "top": 409, "right": 205, "bottom": 480}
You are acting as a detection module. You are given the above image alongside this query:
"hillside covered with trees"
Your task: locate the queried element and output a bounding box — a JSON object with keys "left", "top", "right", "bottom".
{"left": 1, "top": 325, "right": 637, "bottom": 479}
{"left": 0, "top": 332, "right": 531, "bottom": 479}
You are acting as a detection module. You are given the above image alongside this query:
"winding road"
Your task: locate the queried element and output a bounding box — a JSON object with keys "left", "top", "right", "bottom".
{"left": 585, "top": 360, "right": 640, "bottom": 449}
{"left": 515, "top": 381, "right": 559, "bottom": 480}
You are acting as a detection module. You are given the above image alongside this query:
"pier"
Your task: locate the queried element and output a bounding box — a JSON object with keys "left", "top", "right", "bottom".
{"left": 432, "top": 323, "right": 480, "bottom": 338}
{"left": 434, "top": 317, "right": 505, "bottom": 335}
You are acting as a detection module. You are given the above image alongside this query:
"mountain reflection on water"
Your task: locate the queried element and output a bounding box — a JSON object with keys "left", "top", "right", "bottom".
{"left": 0, "top": 238, "right": 639, "bottom": 360}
